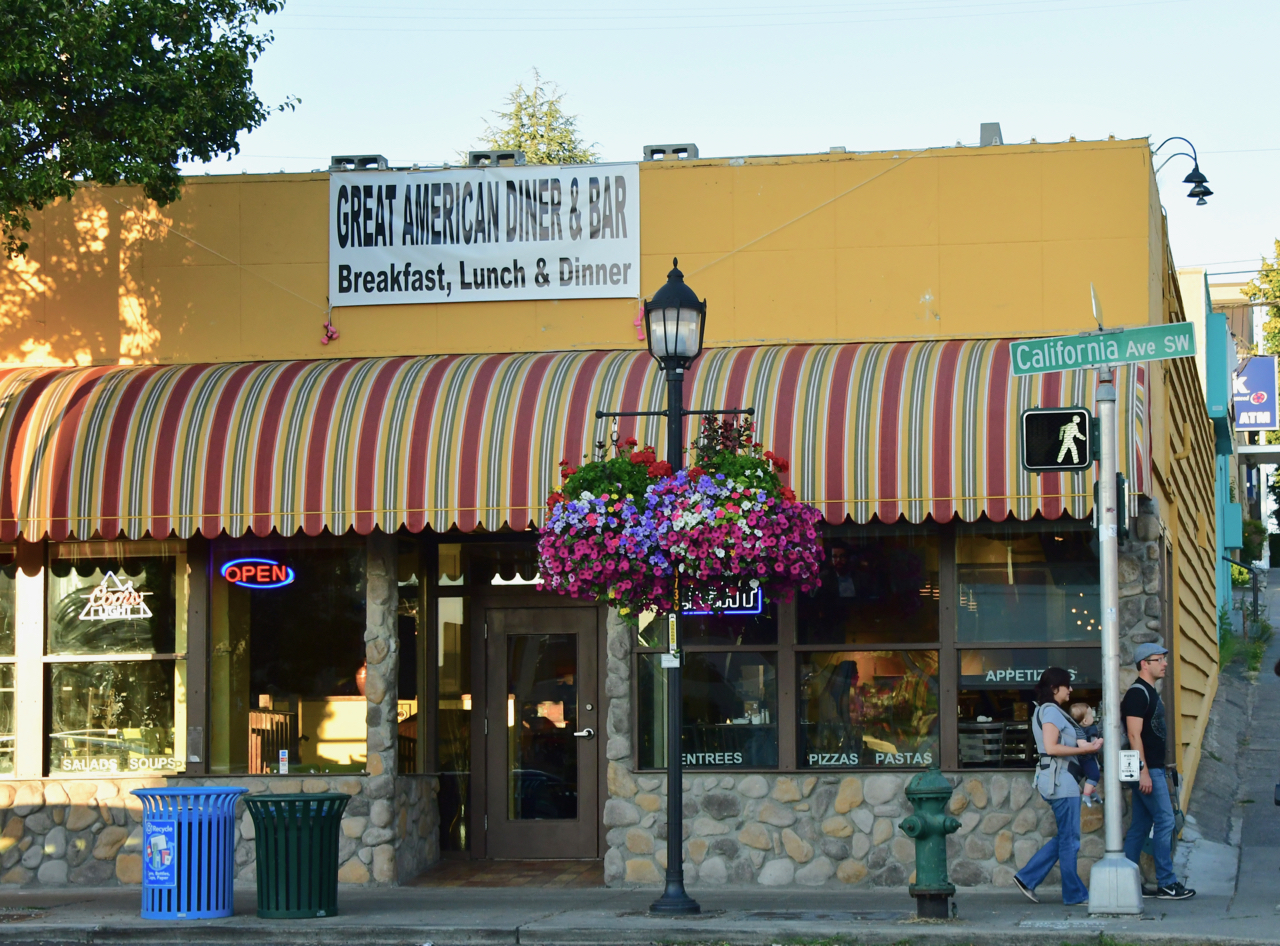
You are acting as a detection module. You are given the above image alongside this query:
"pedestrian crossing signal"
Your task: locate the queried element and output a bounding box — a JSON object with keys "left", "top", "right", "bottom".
{"left": 1021, "top": 408, "right": 1095, "bottom": 473}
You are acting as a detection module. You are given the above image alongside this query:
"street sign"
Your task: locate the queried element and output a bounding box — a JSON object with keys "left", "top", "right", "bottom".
{"left": 1233, "top": 355, "right": 1279, "bottom": 430}
{"left": 1021, "top": 407, "right": 1094, "bottom": 472}
{"left": 1011, "top": 323, "right": 1196, "bottom": 377}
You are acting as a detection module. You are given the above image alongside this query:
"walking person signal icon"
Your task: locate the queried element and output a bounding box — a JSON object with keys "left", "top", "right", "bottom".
{"left": 1021, "top": 407, "right": 1096, "bottom": 473}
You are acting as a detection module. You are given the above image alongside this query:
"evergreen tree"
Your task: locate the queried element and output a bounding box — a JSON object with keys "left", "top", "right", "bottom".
{"left": 478, "top": 70, "right": 598, "bottom": 166}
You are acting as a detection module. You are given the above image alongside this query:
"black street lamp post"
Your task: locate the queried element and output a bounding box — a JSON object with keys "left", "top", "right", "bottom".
{"left": 1153, "top": 137, "right": 1213, "bottom": 205}
{"left": 596, "top": 259, "right": 751, "bottom": 916}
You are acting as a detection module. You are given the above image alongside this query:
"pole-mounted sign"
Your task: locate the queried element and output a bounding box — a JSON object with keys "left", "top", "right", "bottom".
{"left": 1011, "top": 300, "right": 1197, "bottom": 917}
{"left": 1021, "top": 408, "right": 1095, "bottom": 472}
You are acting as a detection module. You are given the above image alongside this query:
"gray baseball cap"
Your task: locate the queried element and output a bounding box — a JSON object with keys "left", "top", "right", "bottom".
{"left": 1134, "top": 642, "right": 1169, "bottom": 666}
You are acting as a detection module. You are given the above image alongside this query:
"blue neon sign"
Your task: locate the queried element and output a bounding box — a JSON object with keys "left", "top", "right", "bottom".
{"left": 683, "top": 586, "right": 763, "bottom": 616}
{"left": 220, "top": 558, "right": 296, "bottom": 589}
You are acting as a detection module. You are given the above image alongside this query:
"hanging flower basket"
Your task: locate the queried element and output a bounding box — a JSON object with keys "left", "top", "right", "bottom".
{"left": 538, "top": 417, "right": 823, "bottom": 616}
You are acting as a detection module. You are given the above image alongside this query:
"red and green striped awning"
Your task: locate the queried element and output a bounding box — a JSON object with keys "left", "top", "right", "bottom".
{"left": 0, "top": 341, "right": 1148, "bottom": 540}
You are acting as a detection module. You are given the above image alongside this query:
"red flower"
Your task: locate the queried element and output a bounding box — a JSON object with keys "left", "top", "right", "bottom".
{"left": 688, "top": 466, "right": 705, "bottom": 479}
{"left": 545, "top": 491, "right": 564, "bottom": 511}
{"left": 562, "top": 465, "right": 578, "bottom": 478}
{"left": 780, "top": 485, "right": 796, "bottom": 502}
{"left": 648, "top": 460, "right": 673, "bottom": 478}
{"left": 624, "top": 436, "right": 638, "bottom": 447}
{"left": 772, "top": 458, "right": 789, "bottom": 474}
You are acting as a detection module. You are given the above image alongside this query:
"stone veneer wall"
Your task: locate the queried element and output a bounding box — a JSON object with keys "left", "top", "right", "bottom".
{"left": 0, "top": 531, "right": 442, "bottom": 889}
{"left": 0, "top": 773, "right": 438, "bottom": 887}
{"left": 601, "top": 552, "right": 1165, "bottom": 891}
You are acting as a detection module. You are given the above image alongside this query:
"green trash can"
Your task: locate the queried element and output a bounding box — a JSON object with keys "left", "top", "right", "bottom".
{"left": 244, "top": 793, "right": 350, "bottom": 918}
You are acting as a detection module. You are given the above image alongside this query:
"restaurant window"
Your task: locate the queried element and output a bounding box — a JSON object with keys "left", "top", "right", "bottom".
{"left": 637, "top": 599, "right": 779, "bottom": 770}
{"left": 957, "top": 647, "right": 1102, "bottom": 769}
{"left": 46, "top": 541, "right": 186, "bottom": 776}
{"left": 209, "top": 538, "right": 366, "bottom": 775}
{"left": 436, "top": 595, "right": 471, "bottom": 850}
{"left": 957, "top": 530, "right": 1100, "bottom": 642}
{"left": 397, "top": 540, "right": 421, "bottom": 774}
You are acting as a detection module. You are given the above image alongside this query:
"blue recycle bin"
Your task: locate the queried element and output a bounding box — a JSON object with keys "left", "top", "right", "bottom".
{"left": 132, "top": 787, "right": 248, "bottom": 919}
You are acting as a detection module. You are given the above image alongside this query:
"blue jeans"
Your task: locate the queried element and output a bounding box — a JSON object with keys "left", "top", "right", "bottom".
{"left": 1124, "top": 767, "right": 1176, "bottom": 887}
{"left": 1015, "top": 796, "right": 1088, "bottom": 905}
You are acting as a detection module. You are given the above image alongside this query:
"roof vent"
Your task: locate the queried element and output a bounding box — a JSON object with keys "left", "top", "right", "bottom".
{"left": 644, "top": 143, "right": 699, "bottom": 161}
{"left": 979, "top": 123, "right": 1003, "bottom": 147}
{"left": 329, "top": 154, "right": 388, "bottom": 171}
{"left": 468, "top": 150, "right": 527, "bottom": 167}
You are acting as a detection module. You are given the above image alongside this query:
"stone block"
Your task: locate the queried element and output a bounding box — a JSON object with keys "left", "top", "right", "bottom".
{"left": 115, "top": 854, "right": 141, "bottom": 885}
{"left": 39, "top": 859, "right": 69, "bottom": 885}
{"left": 862, "top": 774, "right": 900, "bottom": 806}
{"left": 964, "top": 834, "right": 993, "bottom": 860}
{"left": 991, "top": 865, "right": 1016, "bottom": 887}
{"left": 1080, "top": 803, "right": 1104, "bottom": 834}
{"left": 66, "top": 783, "right": 97, "bottom": 805}
{"left": 637, "top": 777, "right": 662, "bottom": 792}
{"left": 875, "top": 861, "right": 909, "bottom": 887}
{"left": 686, "top": 837, "right": 708, "bottom": 863}
{"left": 756, "top": 802, "right": 796, "bottom": 827}
{"left": 1009, "top": 778, "right": 1033, "bottom": 811}
{"left": 603, "top": 799, "right": 640, "bottom": 827}
{"left": 956, "top": 810, "right": 981, "bottom": 836}
{"left": 795, "top": 855, "right": 834, "bottom": 885}
{"left": 849, "top": 833, "right": 871, "bottom": 859}
{"left": 821, "top": 816, "right": 852, "bottom": 838}
{"left": 338, "top": 858, "right": 370, "bottom": 884}
{"left": 980, "top": 813, "right": 1012, "bottom": 834}
{"left": 738, "top": 823, "right": 772, "bottom": 850}
{"left": 1014, "top": 838, "right": 1040, "bottom": 869}
{"left": 604, "top": 847, "right": 624, "bottom": 885}
{"left": 837, "top": 858, "right": 868, "bottom": 884}
{"left": 1011, "top": 808, "right": 1038, "bottom": 835}
{"left": 698, "top": 855, "right": 727, "bottom": 884}
{"left": 362, "top": 826, "right": 394, "bottom": 846}
{"left": 871, "top": 817, "right": 893, "bottom": 846}
{"left": 994, "top": 830, "right": 1014, "bottom": 862}
{"left": 625, "top": 858, "right": 660, "bottom": 884}
{"left": 963, "top": 778, "right": 988, "bottom": 809}
{"left": 626, "top": 828, "right": 654, "bottom": 854}
{"left": 850, "top": 807, "right": 874, "bottom": 834}
{"left": 93, "top": 825, "right": 129, "bottom": 860}
{"left": 43, "top": 826, "right": 67, "bottom": 859}
{"left": 13, "top": 784, "right": 43, "bottom": 816}
{"left": 738, "top": 775, "right": 769, "bottom": 798}
{"left": 692, "top": 816, "right": 729, "bottom": 836}
{"left": 1038, "top": 810, "right": 1058, "bottom": 838}
{"left": 700, "top": 792, "right": 741, "bottom": 819}
{"left": 948, "top": 793, "right": 968, "bottom": 815}
{"left": 781, "top": 828, "right": 813, "bottom": 863}
{"left": 833, "top": 776, "right": 863, "bottom": 813}
{"left": 0, "top": 866, "right": 31, "bottom": 885}
{"left": 343, "top": 817, "right": 369, "bottom": 839}
{"left": 757, "top": 858, "right": 794, "bottom": 885}
{"left": 950, "top": 859, "right": 989, "bottom": 886}
{"left": 69, "top": 859, "right": 114, "bottom": 885}
{"left": 607, "top": 762, "right": 637, "bottom": 799}
{"left": 370, "top": 799, "right": 393, "bottom": 828}
{"left": 373, "top": 844, "right": 396, "bottom": 883}
{"left": 709, "top": 837, "right": 739, "bottom": 859}
{"left": 771, "top": 777, "right": 802, "bottom": 802}
{"left": 989, "top": 775, "right": 1009, "bottom": 809}
{"left": 820, "top": 838, "right": 850, "bottom": 860}
{"left": 20, "top": 846, "right": 41, "bottom": 869}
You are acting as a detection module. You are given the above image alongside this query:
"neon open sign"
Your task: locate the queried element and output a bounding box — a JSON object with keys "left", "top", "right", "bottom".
{"left": 220, "top": 558, "right": 296, "bottom": 589}
{"left": 683, "top": 585, "right": 763, "bottom": 616}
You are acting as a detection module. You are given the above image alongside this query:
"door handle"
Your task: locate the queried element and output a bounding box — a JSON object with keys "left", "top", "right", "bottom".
{"left": 573, "top": 728, "right": 595, "bottom": 739}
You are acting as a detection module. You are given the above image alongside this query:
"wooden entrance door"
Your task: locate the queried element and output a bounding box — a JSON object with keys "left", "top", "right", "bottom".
{"left": 484, "top": 607, "right": 599, "bottom": 858}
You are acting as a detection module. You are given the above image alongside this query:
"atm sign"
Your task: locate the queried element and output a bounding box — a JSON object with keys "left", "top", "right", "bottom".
{"left": 221, "top": 558, "right": 296, "bottom": 589}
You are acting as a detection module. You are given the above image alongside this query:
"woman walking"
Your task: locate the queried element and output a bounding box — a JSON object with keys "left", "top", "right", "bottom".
{"left": 1014, "top": 667, "right": 1102, "bottom": 906}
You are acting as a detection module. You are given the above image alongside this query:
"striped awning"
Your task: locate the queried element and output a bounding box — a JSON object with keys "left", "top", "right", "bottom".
{"left": 0, "top": 341, "right": 1148, "bottom": 540}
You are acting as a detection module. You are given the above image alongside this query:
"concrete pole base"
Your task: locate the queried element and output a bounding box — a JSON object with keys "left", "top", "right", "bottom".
{"left": 1087, "top": 853, "right": 1144, "bottom": 915}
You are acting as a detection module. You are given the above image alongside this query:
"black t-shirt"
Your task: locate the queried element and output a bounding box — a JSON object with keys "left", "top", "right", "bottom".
{"left": 1120, "top": 678, "right": 1167, "bottom": 767}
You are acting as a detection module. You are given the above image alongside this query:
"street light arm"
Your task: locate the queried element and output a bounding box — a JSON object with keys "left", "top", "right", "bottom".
{"left": 1153, "top": 136, "right": 1199, "bottom": 162}
{"left": 1154, "top": 151, "right": 1195, "bottom": 176}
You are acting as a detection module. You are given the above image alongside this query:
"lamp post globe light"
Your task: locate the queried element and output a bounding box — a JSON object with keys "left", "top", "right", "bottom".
{"left": 644, "top": 259, "right": 703, "bottom": 915}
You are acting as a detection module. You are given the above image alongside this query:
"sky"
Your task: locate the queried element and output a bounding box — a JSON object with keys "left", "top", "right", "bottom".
{"left": 188, "top": 0, "right": 1280, "bottom": 284}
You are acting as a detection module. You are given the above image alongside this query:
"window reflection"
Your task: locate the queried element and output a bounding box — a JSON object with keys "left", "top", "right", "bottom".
{"left": 48, "top": 546, "right": 180, "bottom": 655}
{"left": 437, "top": 597, "right": 470, "bottom": 850}
{"left": 799, "top": 651, "right": 939, "bottom": 768}
{"left": 638, "top": 652, "right": 778, "bottom": 769}
{"left": 799, "top": 533, "right": 939, "bottom": 644}
{"left": 957, "top": 647, "right": 1102, "bottom": 768}
{"left": 957, "top": 530, "right": 1100, "bottom": 642}
{"left": 507, "top": 634, "right": 577, "bottom": 820}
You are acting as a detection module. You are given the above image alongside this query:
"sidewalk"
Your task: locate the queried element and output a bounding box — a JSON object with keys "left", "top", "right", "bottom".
{"left": 0, "top": 883, "right": 1273, "bottom": 946}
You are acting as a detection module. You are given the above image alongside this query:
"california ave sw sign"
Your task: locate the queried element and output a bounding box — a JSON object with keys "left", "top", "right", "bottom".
{"left": 1010, "top": 323, "right": 1196, "bottom": 377}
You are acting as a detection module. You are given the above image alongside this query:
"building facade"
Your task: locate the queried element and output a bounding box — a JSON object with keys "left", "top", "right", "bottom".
{"left": 0, "top": 135, "right": 1220, "bottom": 888}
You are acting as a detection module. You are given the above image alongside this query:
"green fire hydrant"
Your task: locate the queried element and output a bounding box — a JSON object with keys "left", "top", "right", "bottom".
{"left": 900, "top": 767, "right": 962, "bottom": 918}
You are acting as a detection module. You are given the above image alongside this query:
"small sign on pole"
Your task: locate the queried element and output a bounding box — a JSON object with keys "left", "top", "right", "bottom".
{"left": 278, "top": 749, "right": 289, "bottom": 775}
{"left": 1233, "top": 355, "right": 1279, "bottom": 430}
{"left": 1021, "top": 407, "right": 1095, "bottom": 472}
{"left": 1118, "top": 750, "right": 1141, "bottom": 782}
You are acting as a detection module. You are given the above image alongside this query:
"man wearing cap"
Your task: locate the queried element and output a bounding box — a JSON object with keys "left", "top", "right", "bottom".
{"left": 1121, "top": 642, "right": 1194, "bottom": 900}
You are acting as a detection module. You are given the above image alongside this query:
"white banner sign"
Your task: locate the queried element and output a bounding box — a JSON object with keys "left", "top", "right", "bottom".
{"left": 329, "top": 163, "right": 640, "bottom": 306}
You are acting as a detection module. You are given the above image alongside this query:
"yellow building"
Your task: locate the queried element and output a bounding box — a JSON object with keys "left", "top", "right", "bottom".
{"left": 0, "top": 134, "right": 1219, "bottom": 888}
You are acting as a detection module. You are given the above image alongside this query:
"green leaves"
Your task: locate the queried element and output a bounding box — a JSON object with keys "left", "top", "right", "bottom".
{"left": 0, "top": 0, "right": 293, "bottom": 257}
{"left": 478, "top": 69, "right": 598, "bottom": 166}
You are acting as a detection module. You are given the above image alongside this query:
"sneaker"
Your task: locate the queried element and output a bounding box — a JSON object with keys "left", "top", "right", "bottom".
{"left": 1014, "top": 875, "right": 1039, "bottom": 903}
{"left": 1155, "top": 882, "right": 1196, "bottom": 900}
{"left": 1142, "top": 885, "right": 1158, "bottom": 898}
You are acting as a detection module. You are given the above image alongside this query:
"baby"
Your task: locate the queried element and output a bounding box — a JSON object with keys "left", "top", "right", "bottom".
{"left": 1068, "top": 702, "right": 1101, "bottom": 805}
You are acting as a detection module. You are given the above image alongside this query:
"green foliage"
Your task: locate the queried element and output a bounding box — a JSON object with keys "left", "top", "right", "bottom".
{"left": 1219, "top": 627, "right": 1240, "bottom": 668}
{"left": 0, "top": 0, "right": 293, "bottom": 258}
{"left": 478, "top": 69, "right": 598, "bottom": 166}
{"left": 1246, "top": 241, "right": 1280, "bottom": 446}
{"left": 560, "top": 454, "right": 657, "bottom": 501}
{"left": 1242, "top": 518, "right": 1268, "bottom": 563}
